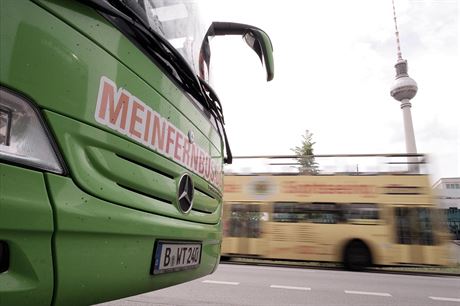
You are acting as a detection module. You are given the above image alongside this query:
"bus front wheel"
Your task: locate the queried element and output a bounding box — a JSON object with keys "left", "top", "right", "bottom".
{"left": 343, "top": 240, "right": 372, "bottom": 271}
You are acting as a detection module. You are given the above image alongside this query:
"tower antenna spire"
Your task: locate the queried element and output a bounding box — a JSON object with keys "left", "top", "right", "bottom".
{"left": 392, "top": 0, "right": 403, "bottom": 60}
{"left": 389, "top": 0, "right": 419, "bottom": 172}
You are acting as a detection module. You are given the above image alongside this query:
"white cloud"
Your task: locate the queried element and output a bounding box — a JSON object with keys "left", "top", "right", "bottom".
{"left": 203, "top": 0, "right": 459, "bottom": 181}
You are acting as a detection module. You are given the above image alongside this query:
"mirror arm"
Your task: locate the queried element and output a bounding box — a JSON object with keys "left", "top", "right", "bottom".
{"left": 204, "top": 22, "right": 274, "bottom": 82}
{"left": 212, "top": 22, "right": 253, "bottom": 36}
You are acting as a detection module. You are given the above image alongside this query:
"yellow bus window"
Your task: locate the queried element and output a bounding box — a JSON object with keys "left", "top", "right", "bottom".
{"left": 228, "top": 204, "right": 263, "bottom": 238}
{"left": 346, "top": 203, "right": 380, "bottom": 220}
{"left": 272, "top": 202, "right": 341, "bottom": 224}
{"left": 395, "top": 207, "right": 435, "bottom": 245}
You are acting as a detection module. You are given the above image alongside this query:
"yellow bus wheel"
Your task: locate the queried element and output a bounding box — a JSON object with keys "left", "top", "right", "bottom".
{"left": 343, "top": 240, "right": 372, "bottom": 271}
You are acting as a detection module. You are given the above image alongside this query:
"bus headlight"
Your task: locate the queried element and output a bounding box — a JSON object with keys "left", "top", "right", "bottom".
{"left": 0, "top": 87, "right": 64, "bottom": 174}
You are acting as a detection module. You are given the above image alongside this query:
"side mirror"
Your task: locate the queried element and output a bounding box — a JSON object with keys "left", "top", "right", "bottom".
{"left": 206, "top": 22, "right": 274, "bottom": 81}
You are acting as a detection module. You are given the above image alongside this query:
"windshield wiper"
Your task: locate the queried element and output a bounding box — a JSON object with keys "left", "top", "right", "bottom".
{"left": 198, "top": 77, "right": 232, "bottom": 163}
{"left": 78, "top": 0, "right": 232, "bottom": 163}
{"left": 80, "top": 0, "right": 208, "bottom": 106}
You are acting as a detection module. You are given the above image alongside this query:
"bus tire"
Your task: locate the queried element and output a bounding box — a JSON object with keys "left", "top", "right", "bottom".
{"left": 343, "top": 240, "right": 372, "bottom": 271}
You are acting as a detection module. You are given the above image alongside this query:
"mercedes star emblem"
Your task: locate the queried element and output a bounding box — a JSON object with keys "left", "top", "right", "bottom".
{"left": 177, "top": 173, "right": 194, "bottom": 214}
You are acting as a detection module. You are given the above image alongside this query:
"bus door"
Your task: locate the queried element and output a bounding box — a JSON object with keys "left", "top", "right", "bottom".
{"left": 224, "top": 203, "right": 267, "bottom": 256}
{"left": 394, "top": 207, "right": 436, "bottom": 264}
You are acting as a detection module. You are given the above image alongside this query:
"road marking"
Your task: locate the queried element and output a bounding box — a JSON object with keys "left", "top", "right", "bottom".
{"left": 202, "top": 280, "right": 239, "bottom": 285}
{"left": 219, "top": 264, "right": 316, "bottom": 273}
{"left": 270, "top": 285, "right": 311, "bottom": 291}
{"left": 345, "top": 290, "right": 392, "bottom": 297}
{"left": 429, "top": 297, "right": 460, "bottom": 303}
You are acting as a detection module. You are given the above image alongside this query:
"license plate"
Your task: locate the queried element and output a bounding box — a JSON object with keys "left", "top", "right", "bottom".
{"left": 152, "top": 241, "right": 201, "bottom": 275}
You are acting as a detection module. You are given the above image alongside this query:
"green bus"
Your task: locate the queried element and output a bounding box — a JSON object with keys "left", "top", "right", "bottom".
{"left": 0, "top": 1, "right": 274, "bottom": 305}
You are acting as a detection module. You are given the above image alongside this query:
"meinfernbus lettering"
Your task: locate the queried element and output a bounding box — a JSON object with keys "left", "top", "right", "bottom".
{"left": 95, "top": 76, "right": 222, "bottom": 188}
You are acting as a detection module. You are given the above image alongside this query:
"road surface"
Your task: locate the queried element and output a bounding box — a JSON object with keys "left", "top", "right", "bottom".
{"left": 98, "top": 263, "right": 460, "bottom": 306}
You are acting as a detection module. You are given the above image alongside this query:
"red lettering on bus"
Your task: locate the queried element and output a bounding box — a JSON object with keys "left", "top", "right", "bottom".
{"left": 281, "top": 182, "right": 375, "bottom": 196}
{"left": 95, "top": 76, "right": 223, "bottom": 191}
{"left": 198, "top": 151, "right": 205, "bottom": 175}
{"left": 174, "top": 131, "right": 183, "bottom": 161}
{"left": 151, "top": 113, "right": 166, "bottom": 152}
{"left": 190, "top": 144, "right": 198, "bottom": 171}
{"left": 97, "top": 78, "right": 130, "bottom": 130}
{"left": 129, "top": 99, "right": 144, "bottom": 138}
{"left": 224, "top": 183, "right": 241, "bottom": 193}
{"left": 165, "top": 125, "right": 176, "bottom": 156}
{"left": 143, "top": 109, "right": 152, "bottom": 142}
{"left": 182, "top": 139, "right": 191, "bottom": 166}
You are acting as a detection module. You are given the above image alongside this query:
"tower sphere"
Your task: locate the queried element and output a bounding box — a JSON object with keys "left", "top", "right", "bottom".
{"left": 390, "top": 75, "right": 418, "bottom": 101}
{"left": 390, "top": 59, "right": 418, "bottom": 101}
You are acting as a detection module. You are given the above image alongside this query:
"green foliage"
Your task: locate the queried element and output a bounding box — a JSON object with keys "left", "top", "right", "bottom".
{"left": 292, "top": 130, "right": 319, "bottom": 174}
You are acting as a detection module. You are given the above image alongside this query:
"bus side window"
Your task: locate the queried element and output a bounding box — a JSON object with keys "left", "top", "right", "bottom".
{"left": 229, "top": 204, "right": 246, "bottom": 237}
{"left": 395, "top": 207, "right": 413, "bottom": 244}
{"left": 228, "top": 204, "right": 263, "bottom": 238}
{"left": 273, "top": 202, "right": 341, "bottom": 224}
{"left": 246, "top": 205, "right": 262, "bottom": 238}
{"left": 346, "top": 203, "right": 380, "bottom": 221}
{"left": 273, "top": 202, "right": 298, "bottom": 222}
{"left": 310, "top": 203, "right": 339, "bottom": 224}
{"left": 416, "top": 208, "right": 435, "bottom": 245}
{"left": 395, "top": 207, "right": 435, "bottom": 245}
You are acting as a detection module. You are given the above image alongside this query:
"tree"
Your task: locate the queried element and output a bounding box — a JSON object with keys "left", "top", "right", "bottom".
{"left": 292, "top": 130, "right": 319, "bottom": 174}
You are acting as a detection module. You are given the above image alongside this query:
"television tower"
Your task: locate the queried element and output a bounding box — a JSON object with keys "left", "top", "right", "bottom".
{"left": 389, "top": 0, "right": 418, "bottom": 159}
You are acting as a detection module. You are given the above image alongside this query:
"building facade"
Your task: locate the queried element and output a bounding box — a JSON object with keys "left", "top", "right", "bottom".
{"left": 433, "top": 178, "right": 460, "bottom": 240}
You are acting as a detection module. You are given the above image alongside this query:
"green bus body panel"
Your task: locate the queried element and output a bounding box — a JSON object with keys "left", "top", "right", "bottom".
{"left": 45, "top": 111, "right": 221, "bottom": 224}
{"left": 32, "top": 0, "right": 222, "bottom": 149}
{"left": 0, "top": 164, "right": 54, "bottom": 306}
{"left": 0, "top": 0, "right": 224, "bottom": 305}
{"left": 46, "top": 174, "right": 221, "bottom": 306}
{"left": 0, "top": 0, "right": 223, "bottom": 188}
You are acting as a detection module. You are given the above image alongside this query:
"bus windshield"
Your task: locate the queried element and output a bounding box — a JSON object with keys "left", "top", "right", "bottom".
{"left": 140, "top": 0, "right": 212, "bottom": 83}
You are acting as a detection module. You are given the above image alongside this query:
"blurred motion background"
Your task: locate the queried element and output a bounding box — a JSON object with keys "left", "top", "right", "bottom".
{"left": 222, "top": 155, "right": 460, "bottom": 270}
{"left": 194, "top": 0, "right": 460, "bottom": 269}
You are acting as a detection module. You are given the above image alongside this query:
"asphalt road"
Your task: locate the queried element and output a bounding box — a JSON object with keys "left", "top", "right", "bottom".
{"left": 98, "top": 263, "right": 460, "bottom": 306}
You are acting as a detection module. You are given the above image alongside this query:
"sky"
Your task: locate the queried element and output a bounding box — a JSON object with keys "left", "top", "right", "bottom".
{"left": 201, "top": 0, "right": 459, "bottom": 182}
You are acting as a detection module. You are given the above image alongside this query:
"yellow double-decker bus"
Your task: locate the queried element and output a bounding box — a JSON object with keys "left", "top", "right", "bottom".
{"left": 222, "top": 154, "right": 452, "bottom": 270}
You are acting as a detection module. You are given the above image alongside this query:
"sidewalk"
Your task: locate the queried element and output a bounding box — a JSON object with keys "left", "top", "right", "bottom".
{"left": 450, "top": 241, "right": 460, "bottom": 265}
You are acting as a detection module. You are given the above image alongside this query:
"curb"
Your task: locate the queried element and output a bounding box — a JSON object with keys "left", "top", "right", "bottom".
{"left": 220, "top": 259, "right": 460, "bottom": 278}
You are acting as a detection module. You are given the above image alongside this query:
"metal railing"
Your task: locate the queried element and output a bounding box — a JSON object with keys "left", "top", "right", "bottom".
{"left": 224, "top": 153, "right": 428, "bottom": 175}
